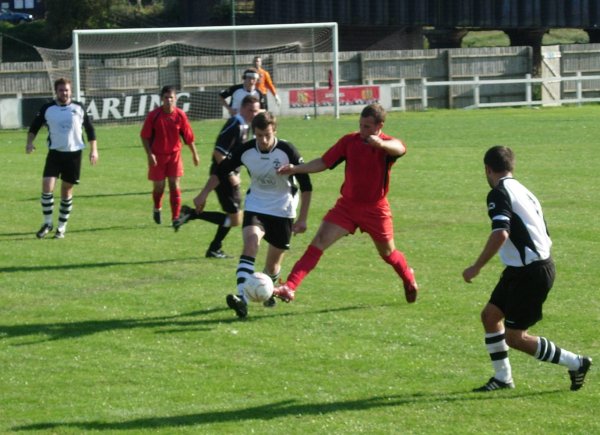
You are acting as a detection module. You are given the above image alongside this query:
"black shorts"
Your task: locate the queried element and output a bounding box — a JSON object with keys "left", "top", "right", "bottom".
{"left": 489, "top": 258, "right": 556, "bottom": 330}
{"left": 215, "top": 174, "right": 241, "bottom": 214}
{"left": 243, "top": 211, "right": 293, "bottom": 250}
{"left": 43, "top": 149, "right": 82, "bottom": 185}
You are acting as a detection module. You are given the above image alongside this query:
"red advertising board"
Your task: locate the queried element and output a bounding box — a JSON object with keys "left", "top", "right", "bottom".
{"left": 289, "top": 85, "right": 380, "bottom": 108}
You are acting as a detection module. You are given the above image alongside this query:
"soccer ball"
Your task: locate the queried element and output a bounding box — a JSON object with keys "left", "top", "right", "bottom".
{"left": 243, "top": 272, "right": 274, "bottom": 303}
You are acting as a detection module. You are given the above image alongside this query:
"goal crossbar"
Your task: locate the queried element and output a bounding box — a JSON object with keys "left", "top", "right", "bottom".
{"left": 72, "top": 22, "right": 340, "bottom": 118}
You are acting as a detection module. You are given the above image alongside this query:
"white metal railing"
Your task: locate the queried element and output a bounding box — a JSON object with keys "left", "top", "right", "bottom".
{"left": 391, "top": 78, "right": 406, "bottom": 111}
{"left": 390, "top": 72, "right": 600, "bottom": 110}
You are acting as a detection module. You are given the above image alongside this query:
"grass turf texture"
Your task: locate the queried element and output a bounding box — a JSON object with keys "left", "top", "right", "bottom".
{"left": 1, "top": 106, "right": 598, "bottom": 433}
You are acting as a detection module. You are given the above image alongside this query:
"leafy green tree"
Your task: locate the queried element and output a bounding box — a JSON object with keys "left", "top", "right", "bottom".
{"left": 45, "top": 0, "right": 117, "bottom": 47}
{"left": 43, "top": 0, "right": 177, "bottom": 47}
{"left": 0, "top": 21, "right": 47, "bottom": 61}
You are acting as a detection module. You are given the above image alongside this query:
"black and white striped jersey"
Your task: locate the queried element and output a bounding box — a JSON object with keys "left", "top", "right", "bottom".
{"left": 217, "top": 138, "right": 312, "bottom": 219}
{"left": 214, "top": 114, "right": 249, "bottom": 157}
{"left": 219, "top": 84, "right": 266, "bottom": 112}
{"left": 210, "top": 114, "right": 249, "bottom": 176}
{"left": 28, "top": 100, "right": 96, "bottom": 152}
{"left": 487, "top": 176, "right": 552, "bottom": 267}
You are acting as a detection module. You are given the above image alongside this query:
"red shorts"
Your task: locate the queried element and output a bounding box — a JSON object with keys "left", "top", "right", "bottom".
{"left": 323, "top": 197, "right": 394, "bottom": 242}
{"left": 148, "top": 152, "right": 183, "bottom": 181}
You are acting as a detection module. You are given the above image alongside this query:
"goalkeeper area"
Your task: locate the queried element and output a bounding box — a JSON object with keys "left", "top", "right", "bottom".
{"left": 34, "top": 23, "right": 339, "bottom": 124}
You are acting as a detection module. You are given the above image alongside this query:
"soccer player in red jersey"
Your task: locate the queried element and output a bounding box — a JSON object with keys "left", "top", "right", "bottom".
{"left": 273, "top": 103, "right": 418, "bottom": 303}
{"left": 141, "top": 85, "right": 200, "bottom": 225}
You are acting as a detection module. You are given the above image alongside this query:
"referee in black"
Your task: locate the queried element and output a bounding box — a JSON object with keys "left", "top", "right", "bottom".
{"left": 463, "top": 145, "right": 591, "bottom": 392}
{"left": 26, "top": 77, "right": 98, "bottom": 239}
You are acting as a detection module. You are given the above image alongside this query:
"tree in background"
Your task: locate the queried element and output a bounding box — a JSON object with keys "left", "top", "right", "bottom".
{"left": 0, "top": 0, "right": 178, "bottom": 60}
{"left": 45, "top": 0, "right": 115, "bottom": 47}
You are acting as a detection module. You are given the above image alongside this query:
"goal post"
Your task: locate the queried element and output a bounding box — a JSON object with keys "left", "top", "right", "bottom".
{"left": 57, "top": 23, "right": 340, "bottom": 124}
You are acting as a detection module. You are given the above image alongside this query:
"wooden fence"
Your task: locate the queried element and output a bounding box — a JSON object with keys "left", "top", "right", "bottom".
{"left": 2, "top": 44, "right": 600, "bottom": 109}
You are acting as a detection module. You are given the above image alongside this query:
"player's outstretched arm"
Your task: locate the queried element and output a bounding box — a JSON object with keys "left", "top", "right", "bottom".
{"left": 278, "top": 158, "right": 327, "bottom": 175}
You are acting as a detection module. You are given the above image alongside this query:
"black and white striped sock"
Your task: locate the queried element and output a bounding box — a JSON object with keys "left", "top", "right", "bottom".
{"left": 41, "top": 192, "right": 54, "bottom": 225}
{"left": 485, "top": 330, "right": 512, "bottom": 383}
{"left": 536, "top": 337, "right": 580, "bottom": 370}
{"left": 236, "top": 255, "right": 255, "bottom": 303}
{"left": 57, "top": 197, "right": 73, "bottom": 233}
{"left": 536, "top": 337, "right": 562, "bottom": 364}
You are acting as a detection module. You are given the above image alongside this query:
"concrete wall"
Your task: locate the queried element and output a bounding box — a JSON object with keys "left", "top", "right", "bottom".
{"left": 0, "top": 98, "right": 21, "bottom": 129}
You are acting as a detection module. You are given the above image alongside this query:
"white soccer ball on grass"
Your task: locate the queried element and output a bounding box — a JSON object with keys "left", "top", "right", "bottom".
{"left": 243, "top": 272, "right": 274, "bottom": 303}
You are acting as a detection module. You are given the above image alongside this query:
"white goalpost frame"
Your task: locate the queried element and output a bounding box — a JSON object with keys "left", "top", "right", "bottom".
{"left": 72, "top": 22, "right": 340, "bottom": 119}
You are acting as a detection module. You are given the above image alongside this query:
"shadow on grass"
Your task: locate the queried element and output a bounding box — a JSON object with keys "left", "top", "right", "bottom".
{"left": 18, "top": 191, "right": 148, "bottom": 203}
{"left": 12, "top": 389, "right": 564, "bottom": 432}
{"left": 0, "top": 308, "right": 228, "bottom": 345}
{"left": 76, "top": 187, "right": 197, "bottom": 199}
{"left": 0, "top": 224, "right": 167, "bottom": 241}
{"left": 0, "top": 256, "right": 199, "bottom": 273}
{"left": 0, "top": 305, "right": 367, "bottom": 345}
{"left": 20, "top": 187, "right": 197, "bottom": 202}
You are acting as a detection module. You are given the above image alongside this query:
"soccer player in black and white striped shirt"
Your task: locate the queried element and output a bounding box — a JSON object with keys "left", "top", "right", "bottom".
{"left": 219, "top": 68, "right": 266, "bottom": 116}
{"left": 193, "top": 111, "right": 312, "bottom": 318}
{"left": 463, "top": 145, "right": 591, "bottom": 392}
{"left": 26, "top": 77, "right": 98, "bottom": 239}
{"left": 174, "top": 95, "right": 261, "bottom": 258}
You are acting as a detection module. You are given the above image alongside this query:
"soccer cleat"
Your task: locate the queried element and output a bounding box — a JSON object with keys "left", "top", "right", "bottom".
{"left": 53, "top": 230, "right": 65, "bottom": 239}
{"left": 172, "top": 205, "right": 194, "bottom": 232}
{"left": 403, "top": 268, "right": 418, "bottom": 303}
{"left": 273, "top": 284, "right": 295, "bottom": 303}
{"left": 36, "top": 224, "right": 53, "bottom": 239}
{"left": 263, "top": 296, "right": 277, "bottom": 308}
{"left": 569, "top": 356, "right": 592, "bottom": 391}
{"left": 153, "top": 209, "right": 161, "bottom": 224}
{"left": 226, "top": 294, "right": 248, "bottom": 318}
{"left": 472, "top": 377, "right": 515, "bottom": 392}
{"left": 205, "top": 249, "right": 230, "bottom": 259}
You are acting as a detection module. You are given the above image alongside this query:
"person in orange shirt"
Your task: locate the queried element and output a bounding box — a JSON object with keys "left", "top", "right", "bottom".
{"left": 253, "top": 56, "right": 280, "bottom": 110}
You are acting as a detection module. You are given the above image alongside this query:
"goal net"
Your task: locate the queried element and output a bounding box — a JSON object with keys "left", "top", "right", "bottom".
{"left": 34, "top": 23, "right": 339, "bottom": 124}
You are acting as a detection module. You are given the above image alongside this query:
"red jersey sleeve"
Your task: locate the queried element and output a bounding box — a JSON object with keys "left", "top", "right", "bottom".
{"left": 177, "top": 108, "right": 195, "bottom": 145}
{"left": 140, "top": 107, "right": 159, "bottom": 140}
{"left": 321, "top": 133, "right": 353, "bottom": 168}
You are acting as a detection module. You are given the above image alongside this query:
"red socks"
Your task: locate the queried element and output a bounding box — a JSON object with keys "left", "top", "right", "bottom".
{"left": 286, "top": 244, "right": 323, "bottom": 290}
{"left": 382, "top": 250, "right": 414, "bottom": 285}
{"left": 153, "top": 188, "right": 181, "bottom": 220}
{"left": 285, "top": 248, "right": 413, "bottom": 293}
{"left": 169, "top": 188, "right": 181, "bottom": 220}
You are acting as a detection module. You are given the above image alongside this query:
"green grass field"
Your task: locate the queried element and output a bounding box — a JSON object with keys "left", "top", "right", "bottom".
{"left": 1, "top": 106, "right": 598, "bottom": 433}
